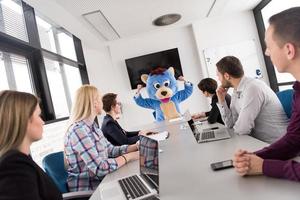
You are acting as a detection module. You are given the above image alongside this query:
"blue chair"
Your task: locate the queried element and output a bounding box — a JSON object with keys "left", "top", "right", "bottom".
{"left": 42, "top": 151, "right": 93, "bottom": 200}
{"left": 276, "top": 89, "right": 293, "bottom": 119}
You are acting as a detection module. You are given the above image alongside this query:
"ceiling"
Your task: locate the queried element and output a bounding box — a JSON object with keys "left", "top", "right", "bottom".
{"left": 39, "top": 0, "right": 262, "bottom": 42}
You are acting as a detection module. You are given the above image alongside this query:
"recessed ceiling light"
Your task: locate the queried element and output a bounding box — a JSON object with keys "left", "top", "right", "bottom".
{"left": 153, "top": 13, "right": 181, "bottom": 26}
{"left": 82, "top": 10, "right": 120, "bottom": 41}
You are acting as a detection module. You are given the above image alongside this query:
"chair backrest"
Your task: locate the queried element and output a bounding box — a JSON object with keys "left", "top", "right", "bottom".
{"left": 42, "top": 151, "right": 68, "bottom": 193}
{"left": 276, "top": 89, "right": 293, "bottom": 119}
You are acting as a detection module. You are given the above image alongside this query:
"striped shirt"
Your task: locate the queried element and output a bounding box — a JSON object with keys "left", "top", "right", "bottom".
{"left": 64, "top": 120, "right": 128, "bottom": 191}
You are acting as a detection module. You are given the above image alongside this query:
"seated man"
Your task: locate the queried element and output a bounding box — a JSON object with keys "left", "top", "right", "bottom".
{"left": 233, "top": 7, "right": 300, "bottom": 182}
{"left": 216, "top": 56, "right": 288, "bottom": 143}
{"left": 102, "top": 93, "right": 145, "bottom": 146}
{"left": 192, "top": 78, "right": 231, "bottom": 124}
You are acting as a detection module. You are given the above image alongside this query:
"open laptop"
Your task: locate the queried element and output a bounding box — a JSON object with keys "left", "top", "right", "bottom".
{"left": 99, "top": 135, "right": 160, "bottom": 200}
{"left": 193, "top": 125, "right": 231, "bottom": 143}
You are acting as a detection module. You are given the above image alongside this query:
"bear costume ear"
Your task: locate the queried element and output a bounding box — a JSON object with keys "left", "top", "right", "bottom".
{"left": 168, "top": 67, "right": 175, "bottom": 76}
{"left": 141, "top": 74, "right": 148, "bottom": 84}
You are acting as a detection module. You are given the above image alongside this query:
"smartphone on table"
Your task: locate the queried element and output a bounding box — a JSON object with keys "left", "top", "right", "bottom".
{"left": 211, "top": 160, "right": 233, "bottom": 171}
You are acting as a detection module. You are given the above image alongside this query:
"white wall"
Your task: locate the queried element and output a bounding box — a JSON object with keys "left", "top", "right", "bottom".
{"left": 29, "top": 7, "right": 269, "bottom": 163}
{"left": 192, "top": 11, "right": 270, "bottom": 85}
{"left": 86, "top": 11, "right": 270, "bottom": 130}
{"left": 24, "top": 2, "right": 268, "bottom": 132}
{"left": 99, "top": 26, "right": 208, "bottom": 129}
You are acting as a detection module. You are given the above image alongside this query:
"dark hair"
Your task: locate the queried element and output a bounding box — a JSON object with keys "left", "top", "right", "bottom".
{"left": 102, "top": 93, "right": 117, "bottom": 112}
{"left": 269, "top": 7, "right": 300, "bottom": 47}
{"left": 216, "top": 56, "right": 244, "bottom": 78}
{"left": 197, "top": 78, "right": 217, "bottom": 94}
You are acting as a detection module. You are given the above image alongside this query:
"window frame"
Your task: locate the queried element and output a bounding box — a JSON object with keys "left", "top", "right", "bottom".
{"left": 253, "top": 0, "right": 295, "bottom": 92}
{"left": 0, "top": 1, "right": 89, "bottom": 124}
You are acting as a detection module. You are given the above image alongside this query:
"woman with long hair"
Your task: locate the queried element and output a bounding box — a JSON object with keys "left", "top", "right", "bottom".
{"left": 64, "top": 85, "right": 139, "bottom": 192}
{"left": 0, "top": 90, "right": 62, "bottom": 200}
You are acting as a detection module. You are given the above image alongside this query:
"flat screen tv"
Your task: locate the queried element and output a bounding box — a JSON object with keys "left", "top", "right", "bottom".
{"left": 125, "top": 48, "right": 183, "bottom": 89}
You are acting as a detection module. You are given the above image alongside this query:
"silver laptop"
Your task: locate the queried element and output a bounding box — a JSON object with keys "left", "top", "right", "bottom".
{"left": 99, "top": 135, "right": 160, "bottom": 200}
{"left": 194, "top": 125, "right": 231, "bottom": 143}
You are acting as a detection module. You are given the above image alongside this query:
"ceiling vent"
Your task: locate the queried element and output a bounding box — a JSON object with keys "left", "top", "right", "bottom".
{"left": 82, "top": 10, "right": 120, "bottom": 41}
{"left": 153, "top": 13, "right": 181, "bottom": 26}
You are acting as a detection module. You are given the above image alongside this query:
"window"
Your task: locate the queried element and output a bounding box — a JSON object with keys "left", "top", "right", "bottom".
{"left": 57, "top": 31, "right": 77, "bottom": 61}
{"left": 261, "top": 0, "right": 300, "bottom": 28}
{"left": 0, "top": 50, "right": 33, "bottom": 93}
{"left": 254, "top": 0, "right": 299, "bottom": 91}
{"left": 44, "top": 57, "right": 82, "bottom": 118}
{"left": 35, "top": 15, "right": 57, "bottom": 53}
{"left": 0, "top": 1, "right": 89, "bottom": 123}
{"left": 44, "top": 57, "right": 70, "bottom": 118}
{"left": 64, "top": 63, "right": 82, "bottom": 103}
{"left": 0, "top": 0, "right": 28, "bottom": 41}
{"left": 0, "top": 53, "right": 9, "bottom": 90}
{"left": 36, "top": 13, "right": 77, "bottom": 61}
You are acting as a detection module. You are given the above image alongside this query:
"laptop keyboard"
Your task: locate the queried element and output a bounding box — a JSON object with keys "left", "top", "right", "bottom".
{"left": 201, "top": 130, "right": 215, "bottom": 140}
{"left": 119, "top": 175, "right": 151, "bottom": 200}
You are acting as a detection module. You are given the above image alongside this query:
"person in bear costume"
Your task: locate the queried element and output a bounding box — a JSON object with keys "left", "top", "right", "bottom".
{"left": 134, "top": 67, "right": 193, "bottom": 121}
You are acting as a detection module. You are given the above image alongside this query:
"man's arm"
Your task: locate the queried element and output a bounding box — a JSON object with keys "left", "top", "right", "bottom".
{"left": 217, "top": 100, "right": 235, "bottom": 128}
{"left": 234, "top": 151, "right": 300, "bottom": 182}
{"left": 216, "top": 87, "right": 235, "bottom": 128}
{"left": 126, "top": 130, "right": 139, "bottom": 137}
{"left": 104, "top": 122, "right": 138, "bottom": 145}
{"left": 263, "top": 159, "right": 300, "bottom": 181}
{"left": 232, "top": 85, "right": 264, "bottom": 135}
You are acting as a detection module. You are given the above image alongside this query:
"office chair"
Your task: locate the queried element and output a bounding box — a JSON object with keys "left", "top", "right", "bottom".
{"left": 42, "top": 151, "right": 93, "bottom": 200}
{"left": 276, "top": 89, "right": 293, "bottom": 119}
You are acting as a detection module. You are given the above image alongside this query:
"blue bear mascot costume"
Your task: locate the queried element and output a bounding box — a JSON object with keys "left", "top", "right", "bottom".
{"left": 134, "top": 67, "right": 193, "bottom": 121}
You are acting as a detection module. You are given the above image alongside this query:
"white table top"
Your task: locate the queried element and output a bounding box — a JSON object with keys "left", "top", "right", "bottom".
{"left": 90, "top": 121, "right": 300, "bottom": 200}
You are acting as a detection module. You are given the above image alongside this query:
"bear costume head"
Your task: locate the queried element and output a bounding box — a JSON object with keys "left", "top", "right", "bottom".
{"left": 141, "top": 67, "right": 177, "bottom": 103}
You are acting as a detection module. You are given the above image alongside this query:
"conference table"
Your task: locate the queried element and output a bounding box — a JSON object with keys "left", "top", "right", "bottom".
{"left": 90, "top": 119, "right": 300, "bottom": 200}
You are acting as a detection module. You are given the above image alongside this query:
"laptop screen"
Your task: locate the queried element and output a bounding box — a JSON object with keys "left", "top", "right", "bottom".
{"left": 139, "top": 135, "right": 159, "bottom": 192}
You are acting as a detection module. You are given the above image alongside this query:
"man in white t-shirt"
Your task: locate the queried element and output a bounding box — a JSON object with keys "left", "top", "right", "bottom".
{"left": 216, "top": 56, "right": 288, "bottom": 143}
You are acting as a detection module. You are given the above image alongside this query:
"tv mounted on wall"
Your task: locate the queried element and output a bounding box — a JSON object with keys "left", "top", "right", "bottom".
{"left": 125, "top": 48, "right": 183, "bottom": 89}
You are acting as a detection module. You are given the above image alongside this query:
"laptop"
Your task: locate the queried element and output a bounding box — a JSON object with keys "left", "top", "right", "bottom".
{"left": 193, "top": 125, "right": 231, "bottom": 143}
{"left": 99, "top": 135, "right": 160, "bottom": 200}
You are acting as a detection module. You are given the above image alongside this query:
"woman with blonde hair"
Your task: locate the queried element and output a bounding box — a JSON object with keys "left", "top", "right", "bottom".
{"left": 0, "top": 90, "right": 62, "bottom": 200}
{"left": 64, "top": 85, "right": 139, "bottom": 192}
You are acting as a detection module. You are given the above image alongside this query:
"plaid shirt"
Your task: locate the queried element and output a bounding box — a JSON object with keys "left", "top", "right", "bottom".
{"left": 64, "top": 120, "right": 128, "bottom": 192}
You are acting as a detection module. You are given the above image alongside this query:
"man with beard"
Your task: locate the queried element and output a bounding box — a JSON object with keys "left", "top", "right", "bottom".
{"left": 215, "top": 56, "right": 288, "bottom": 143}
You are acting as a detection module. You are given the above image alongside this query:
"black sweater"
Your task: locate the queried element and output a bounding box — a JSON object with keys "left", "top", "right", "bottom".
{"left": 101, "top": 114, "right": 139, "bottom": 146}
{"left": 0, "top": 150, "right": 62, "bottom": 200}
{"left": 205, "top": 94, "right": 231, "bottom": 125}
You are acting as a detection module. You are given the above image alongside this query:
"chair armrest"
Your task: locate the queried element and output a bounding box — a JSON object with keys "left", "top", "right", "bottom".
{"left": 63, "top": 190, "right": 94, "bottom": 200}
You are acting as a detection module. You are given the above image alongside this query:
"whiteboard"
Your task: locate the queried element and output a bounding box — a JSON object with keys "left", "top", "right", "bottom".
{"left": 203, "top": 40, "right": 262, "bottom": 82}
